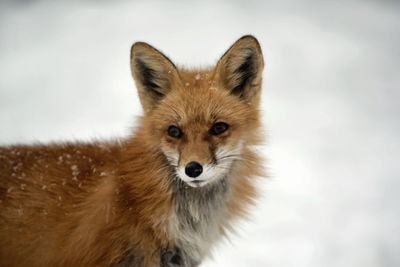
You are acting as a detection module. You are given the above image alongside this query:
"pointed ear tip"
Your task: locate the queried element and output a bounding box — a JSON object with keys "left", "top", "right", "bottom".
{"left": 236, "top": 35, "right": 262, "bottom": 51}
{"left": 238, "top": 34, "right": 259, "bottom": 42}
{"left": 130, "top": 41, "right": 154, "bottom": 58}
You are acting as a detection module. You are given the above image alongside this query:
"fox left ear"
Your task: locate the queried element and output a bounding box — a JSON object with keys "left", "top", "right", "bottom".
{"left": 214, "top": 35, "right": 264, "bottom": 105}
{"left": 130, "top": 42, "right": 181, "bottom": 113}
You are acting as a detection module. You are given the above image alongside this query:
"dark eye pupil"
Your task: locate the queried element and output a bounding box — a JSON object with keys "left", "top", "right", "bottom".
{"left": 168, "top": 125, "right": 182, "bottom": 138}
{"left": 211, "top": 122, "right": 229, "bottom": 135}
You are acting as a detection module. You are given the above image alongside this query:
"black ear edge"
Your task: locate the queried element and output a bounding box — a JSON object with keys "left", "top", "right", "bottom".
{"left": 130, "top": 42, "right": 178, "bottom": 97}
{"left": 133, "top": 57, "right": 164, "bottom": 97}
{"left": 130, "top": 42, "right": 178, "bottom": 74}
{"left": 219, "top": 35, "right": 263, "bottom": 60}
{"left": 230, "top": 47, "right": 259, "bottom": 97}
{"left": 220, "top": 36, "right": 264, "bottom": 98}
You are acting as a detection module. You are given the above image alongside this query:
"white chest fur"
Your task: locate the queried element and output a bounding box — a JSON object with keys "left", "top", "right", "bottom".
{"left": 168, "top": 180, "right": 230, "bottom": 265}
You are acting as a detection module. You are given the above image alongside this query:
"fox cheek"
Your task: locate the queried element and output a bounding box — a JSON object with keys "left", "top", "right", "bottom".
{"left": 162, "top": 147, "right": 180, "bottom": 167}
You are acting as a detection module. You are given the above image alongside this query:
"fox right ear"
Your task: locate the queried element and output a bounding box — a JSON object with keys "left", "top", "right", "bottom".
{"left": 130, "top": 42, "right": 180, "bottom": 113}
{"left": 214, "top": 35, "right": 264, "bottom": 106}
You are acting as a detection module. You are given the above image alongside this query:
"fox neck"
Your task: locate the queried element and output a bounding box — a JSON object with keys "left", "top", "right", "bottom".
{"left": 168, "top": 168, "right": 233, "bottom": 263}
{"left": 172, "top": 178, "right": 229, "bottom": 222}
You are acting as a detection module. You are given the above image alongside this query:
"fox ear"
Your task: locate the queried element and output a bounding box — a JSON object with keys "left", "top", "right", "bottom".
{"left": 130, "top": 42, "right": 180, "bottom": 113}
{"left": 214, "top": 35, "right": 264, "bottom": 105}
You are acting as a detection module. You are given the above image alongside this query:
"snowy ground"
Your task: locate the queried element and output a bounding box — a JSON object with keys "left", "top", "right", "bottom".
{"left": 1, "top": 0, "right": 400, "bottom": 266}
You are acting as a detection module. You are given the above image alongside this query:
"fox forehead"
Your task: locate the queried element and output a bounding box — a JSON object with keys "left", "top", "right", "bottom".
{"left": 152, "top": 71, "right": 255, "bottom": 127}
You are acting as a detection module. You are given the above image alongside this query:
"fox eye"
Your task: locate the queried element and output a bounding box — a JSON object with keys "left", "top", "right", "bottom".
{"left": 210, "top": 122, "right": 229, "bottom": 135}
{"left": 168, "top": 125, "right": 182, "bottom": 138}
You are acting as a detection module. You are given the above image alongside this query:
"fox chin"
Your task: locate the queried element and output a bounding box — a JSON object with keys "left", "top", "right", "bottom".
{"left": 0, "top": 35, "right": 265, "bottom": 267}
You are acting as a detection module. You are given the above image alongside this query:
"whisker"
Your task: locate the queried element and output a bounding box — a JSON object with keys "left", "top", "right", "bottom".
{"left": 213, "top": 166, "right": 231, "bottom": 171}
{"left": 217, "top": 154, "right": 243, "bottom": 161}
{"left": 218, "top": 157, "right": 244, "bottom": 163}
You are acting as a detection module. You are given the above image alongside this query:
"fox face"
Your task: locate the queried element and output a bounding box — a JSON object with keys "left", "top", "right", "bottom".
{"left": 130, "top": 36, "right": 264, "bottom": 187}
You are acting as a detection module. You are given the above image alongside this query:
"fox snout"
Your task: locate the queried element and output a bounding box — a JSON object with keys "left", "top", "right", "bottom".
{"left": 185, "top": 161, "right": 203, "bottom": 178}
{"left": 175, "top": 139, "right": 216, "bottom": 186}
{"left": 172, "top": 139, "right": 244, "bottom": 188}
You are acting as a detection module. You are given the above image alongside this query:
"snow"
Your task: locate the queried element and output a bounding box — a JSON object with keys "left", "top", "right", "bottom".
{"left": 0, "top": 0, "right": 399, "bottom": 266}
{"left": 70, "top": 165, "right": 79, "bottom": 173}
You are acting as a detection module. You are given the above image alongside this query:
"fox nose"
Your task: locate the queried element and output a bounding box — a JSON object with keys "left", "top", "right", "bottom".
{"left": 185, "top": 161, "right": 203, "bottom": 178}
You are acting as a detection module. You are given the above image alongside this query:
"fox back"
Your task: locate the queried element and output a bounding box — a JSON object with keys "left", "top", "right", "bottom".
{"left": 0, "top": 35, "right": 264, "bottom": 267}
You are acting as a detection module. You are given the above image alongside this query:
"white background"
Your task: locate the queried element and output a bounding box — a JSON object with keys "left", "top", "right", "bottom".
{"left": 0, "top": 0, "right": 399, "bottom": 266}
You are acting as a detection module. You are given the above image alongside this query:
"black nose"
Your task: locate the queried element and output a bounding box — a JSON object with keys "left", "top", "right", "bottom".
{"left": 185, "top": 161, "right": 203, "bottom": 178}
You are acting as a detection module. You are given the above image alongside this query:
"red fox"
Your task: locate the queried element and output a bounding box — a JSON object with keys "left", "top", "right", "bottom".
{"left": 0, "top": 35, "right": 264, "bottom": 267}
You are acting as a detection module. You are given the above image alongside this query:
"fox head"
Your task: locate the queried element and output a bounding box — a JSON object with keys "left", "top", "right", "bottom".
{"left": 130, "top": 36, "right": 264, "bottom": 188}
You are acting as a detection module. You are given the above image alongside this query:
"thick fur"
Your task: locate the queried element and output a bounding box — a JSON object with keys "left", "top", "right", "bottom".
{"left": 0, "top": 35, "right": 264, "bottom": 267}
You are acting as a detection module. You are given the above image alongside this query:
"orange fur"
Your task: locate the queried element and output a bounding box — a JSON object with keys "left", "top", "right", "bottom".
{"left": 0, "top": 35, "right": 264, "bottom": 267}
